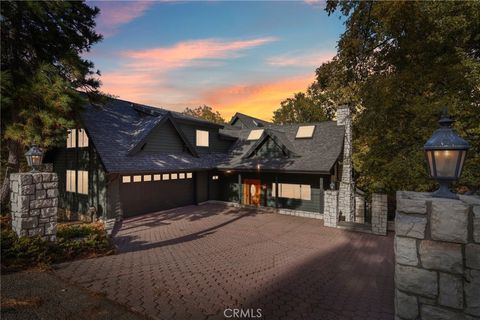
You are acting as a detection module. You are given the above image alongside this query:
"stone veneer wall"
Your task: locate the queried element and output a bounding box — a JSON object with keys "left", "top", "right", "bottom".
{"left": 323, "top": 190, "right": 339, "bottom": 227}
{"left": 9, "top": 172, "right": 59, "bottom": 241}
{"left": 395, "top": 191, "right": 480, "bottom": 320}
{"left": 371, "top": 193, "right": 387, "bottom": 235}
{"left": 337, "top": 106, "right": 354, "bottom": 222}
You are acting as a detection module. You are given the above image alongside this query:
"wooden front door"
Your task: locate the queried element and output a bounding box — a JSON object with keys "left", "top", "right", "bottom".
{"left": 243, "top": 179, "right": 261, "bottom": 206}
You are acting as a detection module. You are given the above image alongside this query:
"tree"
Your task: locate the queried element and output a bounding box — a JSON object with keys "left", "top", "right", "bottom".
{"left": 272, "top": 90, "right": 333, "bottom": 124}
{"left": 1, "top": 1, "right": 102, "bottom": 206}
{"left": 291, "top": 1, "right": 480, "bottom": 194}
{"left": 182, "top": 105, "right": 226, "bottom": 124}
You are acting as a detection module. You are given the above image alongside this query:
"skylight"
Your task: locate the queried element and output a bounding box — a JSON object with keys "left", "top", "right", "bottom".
{"left": 247, "top": 129, "right": 264, "bottom": 140}
{"left": 296, "top": 125, "right": 315, "bottom": 138}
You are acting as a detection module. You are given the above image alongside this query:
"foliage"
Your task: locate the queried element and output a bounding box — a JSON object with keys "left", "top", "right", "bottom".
{"left": 1, "top": 218, "right": 113, "bottom": 273}
{"left": 1, "top": 1, "right": 103, "bottom": 205}
{"left": 272, "top": 91, "right": 333, "bottom": 124}
{"left": 281, "top": 1, "right": 480, "bottom": 194}
{"left": 183, "top": 105, "right": 226, "bottom": 124}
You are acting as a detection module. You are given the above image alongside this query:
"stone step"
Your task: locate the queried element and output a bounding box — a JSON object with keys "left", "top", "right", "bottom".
{"left": 337, "top": 221, "right": 373, "bottom": 234}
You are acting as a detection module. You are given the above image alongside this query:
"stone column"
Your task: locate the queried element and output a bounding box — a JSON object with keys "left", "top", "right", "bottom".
{"left": 355, "top": 194, "right": 365, "bottom": 223}
{"left": 10, "top": 172, "right": 59, "bottom": 241}
{"left": 337, "top": 106, "right": 354, "bottom": 222}
{"left": 323, "top": 190, "right": 339, "bottom": 227}
{"left": 371, "top": 193, "right": 387, "bottom": 235}
{"left": 394, "top": 191, "right": 480, "bottom": 320}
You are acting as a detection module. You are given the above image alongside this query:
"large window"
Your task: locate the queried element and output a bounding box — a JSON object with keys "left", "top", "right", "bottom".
{"left": 67, "top": 129, "right": 77, "bottom": 148}
{"left": 78, "top": 129, "right": 89, "bottom": 148}
{"left": 66, "top": 170, "right": 76, "bottom": 192}
{"left": 196, "top": 130, "right": 209, "bottom": 147}
{"left": 272, "top": 183, "right": 311, "bottom": 200}
{"left": 77, "top": 171, "right": 88, "bottom": 195}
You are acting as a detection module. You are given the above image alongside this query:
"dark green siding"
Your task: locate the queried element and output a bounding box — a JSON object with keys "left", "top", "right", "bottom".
{"left": 179, "top": 124, "right": 233, "bottom": 154}
{"left": 219, "top": 171, "right": 329, "bottom": 213}
{"left": 143, "top": 120, "right": 188, "bottom": 154}
{"left": 253, "top": 137, "right": 287, "bottom": 158}
{"left": 52, "top": 142, "right": 107, "bottom": 220}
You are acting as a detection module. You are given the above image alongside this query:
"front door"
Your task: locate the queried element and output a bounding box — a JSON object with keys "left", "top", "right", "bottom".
{"left": 243, "top": 179, "right": 261, "bottom": 206}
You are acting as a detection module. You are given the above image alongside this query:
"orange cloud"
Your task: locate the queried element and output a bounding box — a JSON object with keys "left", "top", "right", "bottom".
{"left": 99, "top": 37, "right": 278, "bottom": 105}
{"left": 123, "top": 37, "right": 278, "bottom": 70}
{"left": 200, "top": 74, "right": 315, "bottom": 121}
{"left": 91, "top": 1, "right": 154, "bottom": 37}
{"left": 267, "top": 51, "right": 334, "bottom": 67}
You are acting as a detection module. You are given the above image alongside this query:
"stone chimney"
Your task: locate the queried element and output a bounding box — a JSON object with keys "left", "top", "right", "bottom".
{"left": 337, "top": 106, "right": 354, "bottom": 221}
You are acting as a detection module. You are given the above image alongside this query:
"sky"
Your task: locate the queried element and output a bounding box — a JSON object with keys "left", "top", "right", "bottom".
{"left": 86, "top": 1, "right": 346, "bottom": 121}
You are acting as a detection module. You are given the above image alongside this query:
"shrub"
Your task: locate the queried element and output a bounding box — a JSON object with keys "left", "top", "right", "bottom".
{"left": 1, "top": 219, "right": 114, "bottom": 273}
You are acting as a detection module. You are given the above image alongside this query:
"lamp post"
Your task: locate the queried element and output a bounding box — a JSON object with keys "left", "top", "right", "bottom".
{"left": 25, "top": 145, "right": 44, "bottom": 172}
{"left": 423, "top": 108, "right": 469, "bottom": 199}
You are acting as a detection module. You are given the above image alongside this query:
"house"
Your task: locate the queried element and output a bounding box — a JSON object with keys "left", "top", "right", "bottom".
{"left": 48, "top": 97, "right": 354, "bottom": 223}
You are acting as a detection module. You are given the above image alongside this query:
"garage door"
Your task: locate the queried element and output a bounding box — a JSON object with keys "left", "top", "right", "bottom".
{"left": 120, "top": 173, "right": 195, "bottom": 217}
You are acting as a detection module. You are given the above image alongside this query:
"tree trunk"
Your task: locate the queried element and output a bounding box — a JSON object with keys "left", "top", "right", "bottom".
{"left": 1, "top": 141, "right": 22, "bottom": 208}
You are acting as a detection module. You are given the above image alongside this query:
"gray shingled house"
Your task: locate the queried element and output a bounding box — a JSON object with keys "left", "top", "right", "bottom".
{"left": 48, "top": 98, "right": 353, "bottom": 222}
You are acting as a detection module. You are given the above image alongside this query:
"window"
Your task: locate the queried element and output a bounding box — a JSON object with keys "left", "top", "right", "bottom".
{"left": 77, "top": 171, "right": 88, "bottom": 195}
{"left": 66, "top": 170, "right": 76, "bottom": 192}
{"left": 272, "top": 183, "right": 311, "bottom": 200}
{"left": 186, "top": 172, "right": 193, "bottom": 179}
{"left": 247, "top": 129, "right": 264, "bottom": 141}
{"left": 67, "top": 129, "right": 77, "bottom": 148}
{"left": 133, "top": 175, "right": 142, "bottom": 182}
{"left": 143, "top": 175, "right": 152, "bottom": 182}
{"left": 296, "top": 125, "right": 315, "bottom": 138}
{"left": 179, "top": 173, "right": 185, "bottom": 179}
{"left": 171, "top": 173, "right": 178, "bottom": 180}
{"left": 153, "top": 174, "right": 161, "bottom": 181}
{"left": 162, "top": 174, "right": 170, "bottom": 180}
{"left": 196, "top": 130, "right": 209, "bottom": 147}
{"left": 78, "top": 129, "right": 89, "bottom": 148}
{"left": 122, "top": 176, "right": 131, "bottom": 183}
{"left": 212, "top": 175, "right": 219, "bottom": 180}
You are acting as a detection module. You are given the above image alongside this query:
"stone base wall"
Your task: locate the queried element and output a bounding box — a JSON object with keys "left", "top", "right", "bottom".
{"left": 323, "top": 190, "right": 339, "bottom": 227}
{"left": 10, "top": 172, "right": 59, "bottom": 241}
{"left": 371, "top": 193, "right": 387, "bottom": 235}
{"left": 394, "top": 191, "right": 480, "bottom": 320}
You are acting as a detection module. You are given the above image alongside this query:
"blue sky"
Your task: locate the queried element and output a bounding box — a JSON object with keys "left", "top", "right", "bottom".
{"left": 87, "top": 1, "right": 345, "bottom": 120}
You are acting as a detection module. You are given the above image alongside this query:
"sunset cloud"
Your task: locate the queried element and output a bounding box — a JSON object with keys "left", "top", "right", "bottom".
{"left": 123, "top": 37, "right": 278, "bottom": 70}
{"left": 267, "top": 51, "right": 334, "bottom": 67}
{"left": 99, "top": 37, "right": 278, "bottom": 106}
{"left": 90, "top": 1, "right": 154, "bottom": 37}
{"left": 200, "top": 74, "right": 315, "bottom": 121}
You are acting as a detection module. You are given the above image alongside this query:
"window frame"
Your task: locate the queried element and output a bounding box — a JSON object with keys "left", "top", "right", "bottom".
{"left": 295, "top": 125, "right": 316, "bottom": 139}
{"left": 77, "top": 170, "right": 88, "bottom": 195}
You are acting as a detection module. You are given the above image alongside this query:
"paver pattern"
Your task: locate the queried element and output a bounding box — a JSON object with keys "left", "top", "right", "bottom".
{"left": 55, "top": 204, "right": 394, "bottom": 320}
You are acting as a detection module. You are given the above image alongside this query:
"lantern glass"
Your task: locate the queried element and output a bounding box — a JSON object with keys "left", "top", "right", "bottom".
{"left": 31, "top": 155, "right": 43, "bottom": 166}
{"left": 434, "top": 150, "right": 460, "bottom": 178}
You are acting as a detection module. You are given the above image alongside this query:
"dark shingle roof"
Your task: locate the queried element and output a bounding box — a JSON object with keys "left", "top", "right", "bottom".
{"left": 230, "top": 112, "right": 272, "bottom": 128}
{"left": 81, "top": 97, "right": 345, "bottom": 174}
{"left": 218, "top": 122, "right": 345, "bottom": 173}
{"left": 82, "top": 98, "right": 225, "bottom": 173}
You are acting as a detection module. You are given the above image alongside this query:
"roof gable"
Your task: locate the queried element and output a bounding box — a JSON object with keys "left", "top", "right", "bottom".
{"left": 243, "top": 129, "right": 298, "bottom": 159}
{"left": 128, "top": 113, "right": 198, "bottom": 157}
{"left": 229, "top": 112, "right": 271, "bottom": 129}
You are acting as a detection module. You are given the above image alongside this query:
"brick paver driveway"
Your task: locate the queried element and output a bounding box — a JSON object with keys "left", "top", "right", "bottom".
{"left": 55, "top": 204, "right": 394, "bottom": 320}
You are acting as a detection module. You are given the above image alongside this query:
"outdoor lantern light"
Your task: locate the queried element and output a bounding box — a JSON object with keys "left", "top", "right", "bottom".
{"left": 423, "top": 108, "right": 469, "bottom": 199}
{"left": 25, "top": 145, "right": 44, "bottom": 172}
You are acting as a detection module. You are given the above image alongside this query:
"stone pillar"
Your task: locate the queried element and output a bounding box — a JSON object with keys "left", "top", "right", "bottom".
{"left": 371, "top": 193, "right": 387, "bottom": 235}
{"left": 323, "top": 190, "right": 339, "bottom": 227}
{"left": 10, "top": 172, "right": 58, "bottom": 241}
{"left": 394, "top": 191, "right": 480, "bottom": 320}
{"left": 337, "top": 106, "right": 354, "bottom": 222}
{"left": 355, "top": 194, "right": 365, "bottom": 223}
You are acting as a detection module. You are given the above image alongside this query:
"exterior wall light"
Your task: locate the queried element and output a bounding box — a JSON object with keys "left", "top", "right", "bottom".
{"left": 423, "top": 108, "right": 469, "bottom": 199}
{"left": 25, "top": 145, "right": 44, "bottom": 172}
